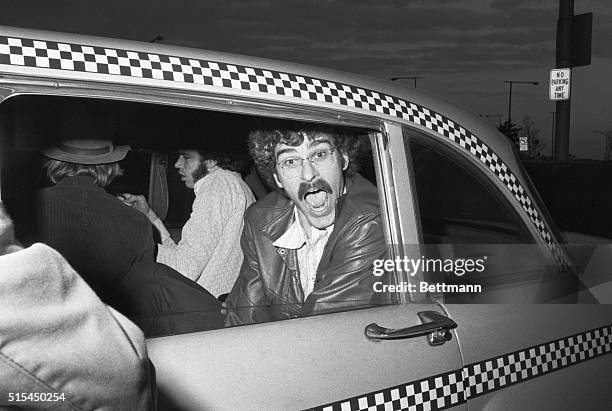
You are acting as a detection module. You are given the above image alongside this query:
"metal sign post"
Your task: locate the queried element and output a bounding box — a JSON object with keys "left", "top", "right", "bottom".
{"left": 553, "top": 0, "right": 592, "bottom": 161}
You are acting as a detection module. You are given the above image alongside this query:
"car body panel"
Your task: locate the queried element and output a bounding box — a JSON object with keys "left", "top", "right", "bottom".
{"left": 442, "top": 304, "right": 612, "bottom": 409}
{"left": 564, "top": 232, "right": 612, "bottom": 304}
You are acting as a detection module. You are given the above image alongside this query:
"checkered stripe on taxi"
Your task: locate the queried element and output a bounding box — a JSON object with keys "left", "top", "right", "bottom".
{"left": 310, "top": 324, "right": 612, "bottom": 410}
{"left": 0, "top": 34, "right": 564, "bottom": 263}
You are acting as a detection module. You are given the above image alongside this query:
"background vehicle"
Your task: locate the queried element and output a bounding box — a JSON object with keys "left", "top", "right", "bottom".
{"left": 0, "top": 26, "right": 610, "bottom": 410}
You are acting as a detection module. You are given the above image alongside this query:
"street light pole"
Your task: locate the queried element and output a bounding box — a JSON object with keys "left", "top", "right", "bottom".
{"left": 507, "top": 82, "right": 513, "bottom": 123}
{"left": 503, "top": 80, "right": 539, "bottom": 124}
{"left": 391, "top": 76, "right": 422, "bottom": 88}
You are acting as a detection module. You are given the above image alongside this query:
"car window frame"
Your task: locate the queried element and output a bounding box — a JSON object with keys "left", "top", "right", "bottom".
{"left": 0, "top": 83, "right": 415, "bottom": 331}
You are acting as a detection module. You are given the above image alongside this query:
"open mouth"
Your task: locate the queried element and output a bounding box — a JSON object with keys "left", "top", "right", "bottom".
{"left": 303, "top": 189, "right": 329, "bottom": 212}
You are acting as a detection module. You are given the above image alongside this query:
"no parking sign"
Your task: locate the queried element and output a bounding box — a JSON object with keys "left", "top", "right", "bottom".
{"left": 550, "top": 68, "right": 571, "bottom": 101}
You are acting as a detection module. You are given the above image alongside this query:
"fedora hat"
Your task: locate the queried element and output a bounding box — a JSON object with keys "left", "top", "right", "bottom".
{"left": 44, "top": 139, "right": 130, "bottom": 164}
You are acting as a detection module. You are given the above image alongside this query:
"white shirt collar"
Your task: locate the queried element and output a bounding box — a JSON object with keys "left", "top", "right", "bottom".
{"left": 273, "top": 207, "right": 333, "bottom": 250}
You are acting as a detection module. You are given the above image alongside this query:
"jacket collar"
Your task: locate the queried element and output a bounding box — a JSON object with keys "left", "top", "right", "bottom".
{"left": 55, "top": 175, "right": 104, "bottom": 192}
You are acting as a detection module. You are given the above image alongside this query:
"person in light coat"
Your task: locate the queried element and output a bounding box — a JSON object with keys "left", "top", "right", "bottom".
{"left": 0, "top": 203, "right": 155, "bottom": 410}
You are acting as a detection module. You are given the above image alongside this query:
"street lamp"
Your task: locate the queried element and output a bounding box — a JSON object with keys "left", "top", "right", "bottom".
{"left": 503, "top": 80, "right": 538, "bottom": 124}
{"left": 391, "top": 76, "right": 422, "bottom": 88}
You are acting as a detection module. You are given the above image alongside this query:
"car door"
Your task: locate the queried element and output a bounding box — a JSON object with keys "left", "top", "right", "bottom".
{"left": 0, "top": 82, "right": 465, "bottom": 410}
{"left": 147, "top": 129, "right": 468, "bottom": 411}
{"left": 396, "top": 121, "right": 612, "bottom": 409}
{"left": 148, "top": 303, "right": 466, "bottom": 411}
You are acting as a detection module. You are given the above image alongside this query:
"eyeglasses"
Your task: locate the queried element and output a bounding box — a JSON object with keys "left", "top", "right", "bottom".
{"left": 276, "top": 146, "right": 336, "bottom": 177}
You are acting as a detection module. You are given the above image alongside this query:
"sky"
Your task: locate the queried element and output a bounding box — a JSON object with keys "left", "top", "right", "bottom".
{"left": 1, "top": 0, "right": 610, "bottom": 159}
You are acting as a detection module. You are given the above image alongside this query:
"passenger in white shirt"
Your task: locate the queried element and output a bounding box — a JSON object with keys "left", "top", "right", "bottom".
{"left": 123, "top": 150, "right": 255, "bottom": 297}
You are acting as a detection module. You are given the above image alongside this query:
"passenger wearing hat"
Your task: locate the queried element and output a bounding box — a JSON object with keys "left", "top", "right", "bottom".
{"left": 34, "top": 139, "right": 224, "bottom": 336}
{"left": 33, "top": 139, "right": 156, "bottom": 309}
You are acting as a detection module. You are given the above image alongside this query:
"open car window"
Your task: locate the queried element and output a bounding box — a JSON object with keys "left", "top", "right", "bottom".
{"left": 0, "top": 94, "right": 394, "bottom": 337}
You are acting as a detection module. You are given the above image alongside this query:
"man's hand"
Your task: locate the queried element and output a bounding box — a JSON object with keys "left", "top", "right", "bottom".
{"left": 119, "top": 194, "right": 158, "bottom": 222}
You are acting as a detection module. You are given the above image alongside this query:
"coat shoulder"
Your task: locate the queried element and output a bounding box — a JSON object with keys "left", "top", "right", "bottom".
{"left": 341, "top": 174, "right": 381, "bottom": 218}
{"left": 244, "top": 190, "right": 290, "bottom": 228}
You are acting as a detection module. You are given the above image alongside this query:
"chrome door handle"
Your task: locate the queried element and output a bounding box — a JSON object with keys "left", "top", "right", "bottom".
{"left": 365, "top": 311, "right": 457, "bottom": 346}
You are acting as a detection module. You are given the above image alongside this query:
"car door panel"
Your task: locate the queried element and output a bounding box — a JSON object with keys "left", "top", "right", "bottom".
{"left": 395, "top": 124, "right": 612, "bottom": 408}
{"left": 147, "top": 303, "right": 466, "bottom": 411}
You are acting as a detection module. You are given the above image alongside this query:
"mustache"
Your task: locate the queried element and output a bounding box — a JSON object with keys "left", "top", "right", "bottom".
{"left": 298, "top": 179, "right": 333, "bottom": 201}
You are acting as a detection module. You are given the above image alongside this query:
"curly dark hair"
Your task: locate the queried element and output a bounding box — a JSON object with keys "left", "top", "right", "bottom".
{"left": 195, "top": 151, "right": 251, "bottom": 176}
{"left": 248, "top": 125, "right": 362, "bottom": 188}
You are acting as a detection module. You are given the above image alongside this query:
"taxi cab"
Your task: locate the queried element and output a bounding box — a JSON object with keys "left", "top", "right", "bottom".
{"left": 0, "top": 26, "right": 610, "bottom": 410}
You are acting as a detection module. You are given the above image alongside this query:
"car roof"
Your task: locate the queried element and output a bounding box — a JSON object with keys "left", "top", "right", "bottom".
{"left": 0, "top": 25, "right": 512, "bottom": 159}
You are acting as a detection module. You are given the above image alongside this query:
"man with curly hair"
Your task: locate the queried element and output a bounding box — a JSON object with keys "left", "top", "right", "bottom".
{"left": 224, "top": 125, "right": 391, "bottom": 326}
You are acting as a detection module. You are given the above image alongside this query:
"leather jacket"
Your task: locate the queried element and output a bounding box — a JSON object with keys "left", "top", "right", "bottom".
{"left": 225, "top": 173, "right": 393, "bottom": 326}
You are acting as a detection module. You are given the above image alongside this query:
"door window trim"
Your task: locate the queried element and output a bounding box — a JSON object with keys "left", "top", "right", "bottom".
{"left": 0, "top": 91, "right": 409, "bottom": 323}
